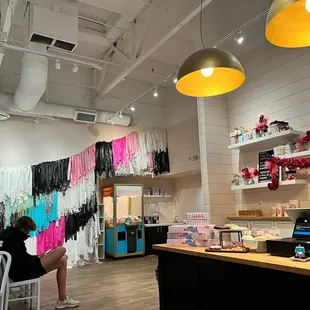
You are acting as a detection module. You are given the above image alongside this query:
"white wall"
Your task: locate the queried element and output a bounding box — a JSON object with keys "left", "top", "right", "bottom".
{"left": 198, "top": 96, "right": 235, "bottom": 225}
{"left": 0, "top": 117, "right": 149, "bottom": 166}
{"left": 172, "top": 173, "right": 203, "bottom": 220}
{"left": 228, "top": 42, "right": 310, "bottom": 217}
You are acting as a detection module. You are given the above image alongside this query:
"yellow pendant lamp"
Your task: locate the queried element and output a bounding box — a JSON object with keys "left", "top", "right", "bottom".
{"left": 266, "top": 0, "right": 310, "bottom": 48}
{"left": 176, "top": 47, "right": 245, "bottom": 97}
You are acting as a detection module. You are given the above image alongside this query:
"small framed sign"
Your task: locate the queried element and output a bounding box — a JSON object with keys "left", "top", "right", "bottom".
{"left": 258, "top": 150, "right": 276, "bottom": 183}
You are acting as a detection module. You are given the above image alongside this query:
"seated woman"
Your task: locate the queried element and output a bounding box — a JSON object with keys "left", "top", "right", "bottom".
{"left": 0, "top": 216, "right": 79, "bottom": 309}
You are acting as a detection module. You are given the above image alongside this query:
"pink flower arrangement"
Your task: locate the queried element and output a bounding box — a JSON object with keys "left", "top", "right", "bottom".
{"left": 241, "top": 167, "right": 259, "bottom": 179}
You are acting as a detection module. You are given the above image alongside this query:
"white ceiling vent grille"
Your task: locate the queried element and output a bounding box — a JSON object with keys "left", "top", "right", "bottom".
{"left": 74, "top": 109, "right": 97, "bottom": 124}
{"left": 28, "top": 1, "right": 78, "bottom": 52}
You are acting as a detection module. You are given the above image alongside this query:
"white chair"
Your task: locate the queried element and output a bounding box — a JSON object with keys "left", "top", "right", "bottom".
{"left": 8, "top": 277, "right": 40, "bottom": 310}
{"left": 0, "top": 252, "right": 40, "bottom": 310}
{"left": 0, "top": 251, "right": 12, "bottom": 310}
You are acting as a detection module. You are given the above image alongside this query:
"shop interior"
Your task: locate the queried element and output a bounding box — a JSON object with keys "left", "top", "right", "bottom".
{"left": 1, "top": 0, "right": 310, "bottom": 308}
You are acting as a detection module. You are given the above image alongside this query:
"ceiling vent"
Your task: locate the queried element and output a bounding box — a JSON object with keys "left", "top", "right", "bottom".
{"left": 74, "top": 109, "right": 97, "bottom": 124}
{"left": 28, "top": 1, "right": 78, "bottom": 52}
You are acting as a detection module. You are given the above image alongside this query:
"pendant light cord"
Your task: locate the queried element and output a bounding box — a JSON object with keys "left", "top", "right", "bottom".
{"left": 200, "top": 0, "right": 207, "bottom": 48}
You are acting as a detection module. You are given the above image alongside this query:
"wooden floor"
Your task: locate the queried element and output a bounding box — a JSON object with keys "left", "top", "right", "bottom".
{"left": 10, "top": 256, "right": 159, "bottom": 310}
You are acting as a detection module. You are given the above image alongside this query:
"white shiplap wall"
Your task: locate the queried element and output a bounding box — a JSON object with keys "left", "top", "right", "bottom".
{"left": 167, "top": 115, "right": 200, "bottom": 175}
{"left": 228, "top": 42, "right": 310, "bottom": 218}
{"left": 198, "top": 97, "right": 236, "bottom": 224}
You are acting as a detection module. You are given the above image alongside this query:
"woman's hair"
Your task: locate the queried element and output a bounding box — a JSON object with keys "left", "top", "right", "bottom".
{"left": 14, "top": 216, "right": 36, "bottom": 231}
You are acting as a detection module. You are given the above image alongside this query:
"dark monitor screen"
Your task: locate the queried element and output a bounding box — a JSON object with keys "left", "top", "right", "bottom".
{"left": 293, "top": 218, "right": 310, "bottom": 239}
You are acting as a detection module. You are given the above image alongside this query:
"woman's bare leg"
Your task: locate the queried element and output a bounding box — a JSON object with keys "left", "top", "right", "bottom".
{"left": 40, "top": 247, "right": 67, "bottom": 300}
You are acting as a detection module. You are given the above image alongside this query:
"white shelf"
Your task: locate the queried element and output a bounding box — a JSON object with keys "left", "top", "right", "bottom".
{"left": 279, "top": 150, "right": 310, "bottom": 159}
{"left": 231, "top": 179, "right": 307, "bottom": 190}
{"left": 98, "top": 244, "right": 104, "bottom": 246}
{"left": 228, "top": 129, "right": 304, "bottom": 151}
{"left": 144, "top": 195, "right": 172, "bottom": 198}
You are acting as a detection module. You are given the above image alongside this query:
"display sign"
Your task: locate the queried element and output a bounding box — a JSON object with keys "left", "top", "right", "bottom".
{"left": 258, "top": 149, "right": 275, "bottom": 183}
{"left": 116, "top": 185, "right": 143, "bottom": 197}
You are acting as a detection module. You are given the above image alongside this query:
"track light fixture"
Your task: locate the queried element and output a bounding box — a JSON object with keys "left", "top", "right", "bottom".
{"left": 153, "top": 88, "right": 158, "bottom": 97}
{"left": 55, "top": 59, "right": 61, "bottom": 70}
{"left": 130, "top": 106, "right": 135, "bottom": 111}
{"left": 72, "top": 63, "right": 79, "bottom": 73}
{"left": 119, "top": 111, "right": 123, "bottom": 119}
{"left": 234, "top": 31, "right": 244, "bottom": 44}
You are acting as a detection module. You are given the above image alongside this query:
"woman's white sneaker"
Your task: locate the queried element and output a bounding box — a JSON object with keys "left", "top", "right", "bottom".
{"left": 55, "top": 297, "right": 79, "bottom": 309}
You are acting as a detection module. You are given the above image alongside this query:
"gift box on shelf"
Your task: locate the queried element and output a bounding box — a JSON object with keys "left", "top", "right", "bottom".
{"left": 151, "top": 187, "right": 160, "bottom": 195}
{"left": 168, "top": 224, "right": 214, "bottom": 234}
{"left": 143, "top": 188, "right": 151, "bottom": 195}
{"left": 167, "top": 239, "right": 209, "bottom": 247}
{"left": 230, "top": 128, "right": 244, "bottom": 145}
{"left": 185, "top": 220, "right": 210, "bottom": 226}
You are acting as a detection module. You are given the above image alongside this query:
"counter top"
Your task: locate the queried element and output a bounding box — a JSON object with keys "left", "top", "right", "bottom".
{"left": 144, "top": 223, "right": 182, "bottom": 227}
{"left": 153, "top": 244, "right": 310, "bottom": 276}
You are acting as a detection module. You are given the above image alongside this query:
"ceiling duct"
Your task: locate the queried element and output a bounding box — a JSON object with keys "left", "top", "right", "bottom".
{"left": 0, "top": 93, "right": 131, "bottom": 127}
{"left": 28, "top": 0, "right": 78, "bottom": 52}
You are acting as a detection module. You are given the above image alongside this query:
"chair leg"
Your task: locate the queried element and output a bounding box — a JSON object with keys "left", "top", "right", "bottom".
{"left": 4, "top": 282, "right": 9, "bottom": 310}
{"left": 36, "top": 281, "right": 40, "bottom": 310}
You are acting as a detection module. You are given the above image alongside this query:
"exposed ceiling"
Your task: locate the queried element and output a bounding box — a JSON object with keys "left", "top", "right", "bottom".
{"left": 0, "top": 0, "right": 273, "bottom": 126}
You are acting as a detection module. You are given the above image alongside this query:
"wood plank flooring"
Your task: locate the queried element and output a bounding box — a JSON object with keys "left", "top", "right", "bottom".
{"left": 10, "top": 256, "right": 159, "bottom": 310}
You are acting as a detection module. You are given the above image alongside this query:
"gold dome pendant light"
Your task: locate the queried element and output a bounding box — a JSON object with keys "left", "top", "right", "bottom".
{"left": 266, "top": 0, "right": 310, "bottom": 48}
{"left": 176, "top": 0, "right": 245, "bottom": 97}
{"left": 176, "top": 47, "right": 245, "bottom": 97}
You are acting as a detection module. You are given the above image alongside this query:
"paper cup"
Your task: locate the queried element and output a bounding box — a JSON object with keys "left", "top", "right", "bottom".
{"left": 276, "top": 204, "right": 282, "bottom": 217}
{"left": 289, "top": 200, "right": 300, "bottom": 209}
{"left": 282, "top": 202, "right": 289, "bottom": 217}
{"left": 271, "top": 206, "right": 276, "bottom": 217}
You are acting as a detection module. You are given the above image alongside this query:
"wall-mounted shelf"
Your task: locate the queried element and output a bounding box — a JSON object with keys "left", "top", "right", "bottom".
{"left": 279, "top": 150, "right": 310, "bottom": 159}
{"left": 228, "top": 129, "right": 304, "bottom": 151}
{"left": 227, "top": 216, "right": 292, "bottom": 222}
{"left": 231, "top": 179, "right": 307, "bottom": 191}
{"left": 144, "top": 195, "right": 172, "bottom": 198}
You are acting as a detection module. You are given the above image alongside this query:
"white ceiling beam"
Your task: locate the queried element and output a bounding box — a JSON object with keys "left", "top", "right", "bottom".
{"left": 96, "top": 63, "right": 108, "bottom": 91}
{"left": 135, "top": 7, "right": 157, "bottom": 58}
{"left": 112, "top": 45, "right": 130, "bottom": 62}
{"left": 97, "top": 0, "right": 213, "bottom": 98}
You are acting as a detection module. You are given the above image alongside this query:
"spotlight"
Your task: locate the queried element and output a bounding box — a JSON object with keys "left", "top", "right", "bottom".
{"left": 119, "top": 112, "right": 123, "bottom": 119}
{"left": 200, "top": 68, "right": 214, "bottom": 77}
{"left": 107, "top": 118, "right": 114, "bottom": 125}
{"left": 55, "top": 59, "right": 61, "bottom": 70}
{"left": 173, "top": 78, "right": 178, "bottom": 84}
{"left": 234, "top": 31, "right": 244, "bottom": 44}
{"left": 130, "top": 106, "right": 135, "bottom": 111}
{"left": 153, "top": 88, "right": 158, "bottom": 97}
{"left": 72, "top": 63, "right": 79, "bottom": 73}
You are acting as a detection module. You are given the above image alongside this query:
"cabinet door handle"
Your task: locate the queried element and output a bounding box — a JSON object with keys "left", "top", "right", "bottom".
{"left": 160, "top": 227, "right": 162, "bottom": 233}
{"left": 157, "top": 227, "right": 159, "bottom": 232}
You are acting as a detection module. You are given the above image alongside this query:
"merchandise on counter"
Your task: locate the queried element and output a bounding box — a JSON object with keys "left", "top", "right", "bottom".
{"left": 185, "top": 220, "right": 210, "bottom": 226}
{"left": 167, "top": 239, "right": 209, "bottom": 247}
{"left": 167, "top": 232, "right": 211, "bottom": 240}
{"left": 289, "top": 200, "right": 300, "bottom": 209}
{"left": 186, "top": 212, "right": 210, "bottom": 220}
{"left": 168, "top": 224, "right": 214, "bottom": 234}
